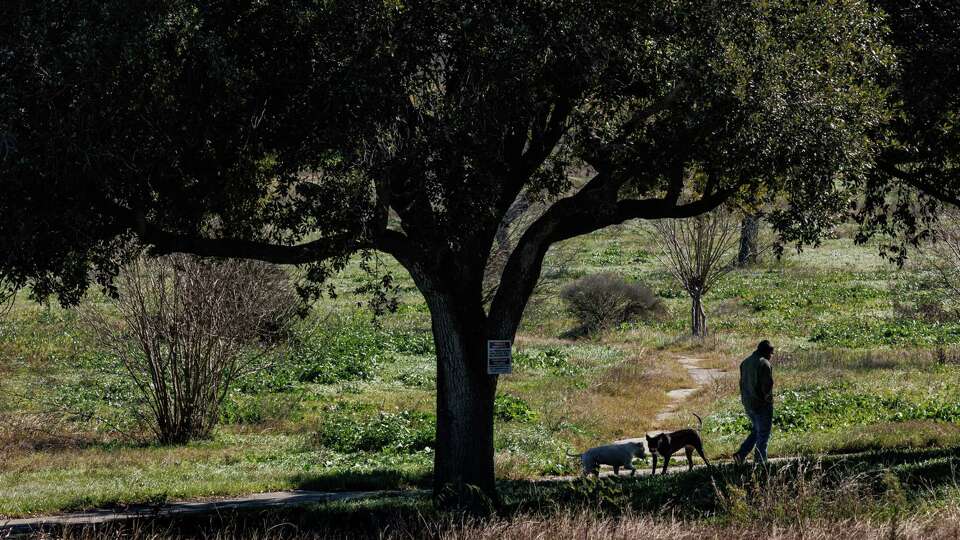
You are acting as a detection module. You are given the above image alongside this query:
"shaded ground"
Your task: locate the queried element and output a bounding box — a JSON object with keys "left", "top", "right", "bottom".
{"left": 10, "top": 445, "right": 960, "bottom": 539}
{"left": 0, "top": 490, "right": 425, "bottom": 537}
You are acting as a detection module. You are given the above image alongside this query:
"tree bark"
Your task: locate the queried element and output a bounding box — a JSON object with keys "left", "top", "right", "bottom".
{"left": 691, "top": 294, "right": 707, "bottom": 337}
{"left": 737, "top": 215, "right": 760, "bottom": 267}
{"left": 424, "top": 290, "right": 499, "bottom": 511}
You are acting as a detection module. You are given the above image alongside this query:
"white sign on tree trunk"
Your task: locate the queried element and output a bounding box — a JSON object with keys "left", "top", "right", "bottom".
{"left": 487, "top": 340, "right": 512, "bottom": 375}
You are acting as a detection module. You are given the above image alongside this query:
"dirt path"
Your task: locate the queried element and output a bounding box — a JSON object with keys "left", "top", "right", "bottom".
{"left": 653, "top": 356, "right": 726, "bottom": 425}
{"left": 612, "top": 355, "right": 726, "bottom": 447}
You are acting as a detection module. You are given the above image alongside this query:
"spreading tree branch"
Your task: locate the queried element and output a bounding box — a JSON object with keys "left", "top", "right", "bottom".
{"left": 487, "top": 178, "right": 734, "bottom": 338}
{"left": 103, "top": 201, "right": 416, "bottom": 269}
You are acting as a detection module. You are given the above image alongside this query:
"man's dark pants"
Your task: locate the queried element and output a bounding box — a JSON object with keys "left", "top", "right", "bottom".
{"left": 736, "top": 404, "right": 772, "bottom": 463}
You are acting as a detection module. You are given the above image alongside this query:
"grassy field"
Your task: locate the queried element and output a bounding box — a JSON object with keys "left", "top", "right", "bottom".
{"left": 4, "top": 221, "right": 960, "bottom": 536}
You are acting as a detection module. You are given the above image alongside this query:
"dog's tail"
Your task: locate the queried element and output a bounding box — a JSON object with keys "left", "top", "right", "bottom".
{"left": 693, "top": 413, "right": 703, "bottom": 432}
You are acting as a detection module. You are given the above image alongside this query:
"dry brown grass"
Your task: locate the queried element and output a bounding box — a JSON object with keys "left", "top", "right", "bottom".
{"left": 41, "top": 508, "right": 960, "bottom": 539}
{"left": 0, "top": 413, "right": 99, "bottom": 456}
{"left": 513, "top": 335, "right": 577, "bottom": 350}
{"left": 416, "top": 511, "right": 960, "bottom": 540}
{"left": 0, "top": 436, "right": 250, "bottom": 475}
{"left": 427, "top": 512, "right": 960, "bottom": 540}
{"left": 565, "top": 349, "right": 690, "bottom": 443}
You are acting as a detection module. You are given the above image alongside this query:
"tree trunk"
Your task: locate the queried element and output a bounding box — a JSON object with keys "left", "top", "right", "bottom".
{"left": 737, "top": 215, "right": 760, "bottom": 267}
{"left": 425, "top": 290, "right": 499, "bottom": 511}
{"left": 691, "top": 294, "right": 707, "bottom": 337}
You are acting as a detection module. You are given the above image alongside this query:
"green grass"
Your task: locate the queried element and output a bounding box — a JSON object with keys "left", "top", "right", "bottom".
{"left": 5, "top": 221, "right": 960, "bottom": 524}
{"left": 0, "top": 432, "right": 431, "bottom": 516}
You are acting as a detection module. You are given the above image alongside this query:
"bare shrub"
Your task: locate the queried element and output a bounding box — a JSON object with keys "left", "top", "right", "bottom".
{"left": 652, "top": 210, "right": 740, "bottom": 337}
{"left": 560, "top": 273, "right": 664, "bottom": 334}
{"left": 892, "top": 295, "right": 952, "bottom": 323}
{"left": 84, "top": 254, "right": 298, "bottom": 444}
{"left": 920, "top": 208, "right": 960, "bottom": 315}
{"left": 0, "top": 275, "right": 15, "bottom": 318}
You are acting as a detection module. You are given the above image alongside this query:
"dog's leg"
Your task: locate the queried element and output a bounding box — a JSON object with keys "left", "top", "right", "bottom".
{"left": 685, "top": 446, "right": 694, "bottom": 471}
{"left": 627, "top": 463, "right": 636, "bottom": 476}
{"left": 661, "top": 452, "right": 670, "bottom": 475}
{"left": 650, "top": 454, "right": 657, "bottom": 476}
{"left": 694, "top": 441, "right": 711, "bottom": 467}
{"left": 613, "top": 465, "right": 620, "bottom": 476}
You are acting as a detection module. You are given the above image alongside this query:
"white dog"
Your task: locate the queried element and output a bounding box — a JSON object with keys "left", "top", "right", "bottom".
{"left": 567, "top": 442, "right": 646, "bottom": 477}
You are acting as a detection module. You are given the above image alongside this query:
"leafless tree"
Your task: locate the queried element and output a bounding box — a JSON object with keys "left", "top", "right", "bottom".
{"left": 652, "top": 210, "right": 740, "bottom": 337}
{"left": 84, "top": 254, "right": 298, "bottom": 444}
{"left": 922, "top": 209, "right": 960, "bottom": 303}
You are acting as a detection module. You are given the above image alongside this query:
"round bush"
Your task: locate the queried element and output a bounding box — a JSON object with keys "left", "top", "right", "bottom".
{"left": 560, "top": 273, "right": 665, "bottom": 333}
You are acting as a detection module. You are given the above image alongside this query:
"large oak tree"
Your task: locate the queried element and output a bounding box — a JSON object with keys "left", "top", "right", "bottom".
{"left": 2, "top": 0, "right": 897, "bottom": 505}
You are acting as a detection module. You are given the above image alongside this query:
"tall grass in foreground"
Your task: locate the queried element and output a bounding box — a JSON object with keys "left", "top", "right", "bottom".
{"left": 33, "top": 457, "right": 960, "bottom": 539}
{"left": 40, "top": 510, "right": 960, "bottom": 539}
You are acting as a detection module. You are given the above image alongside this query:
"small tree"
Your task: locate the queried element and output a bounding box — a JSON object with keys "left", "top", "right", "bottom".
{"left": 86, "top": 254, "right": 298, "bottom": 444}
{"left": 653, "top": 210, "right": 740, "bottom": 337}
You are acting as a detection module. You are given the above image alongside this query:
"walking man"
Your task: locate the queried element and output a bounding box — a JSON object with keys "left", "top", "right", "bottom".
{"left": 734, "top": 340, "right": 774, "bottom": 464}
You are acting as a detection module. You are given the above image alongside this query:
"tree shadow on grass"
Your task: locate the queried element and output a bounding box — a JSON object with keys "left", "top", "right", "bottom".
{"left": 25, "top": 446, "right": 960, "bottom": 538}
{"left": 291, "top": 468, "right": 432, "bottom": 492}
{"left": 497, "top": 445, "right": 960, "bottom": 518}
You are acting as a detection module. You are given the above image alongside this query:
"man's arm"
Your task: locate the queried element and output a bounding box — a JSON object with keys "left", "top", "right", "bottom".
{"left": 758, "top": 359, "right": 774, "bottom": 404}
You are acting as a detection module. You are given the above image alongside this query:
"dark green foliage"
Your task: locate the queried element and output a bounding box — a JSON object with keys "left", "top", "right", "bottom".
{"left": 740, "top": 283, "right": 884, "bottom": 313}
{"left": 561, "top": 273, "right": 665, "bottom": 332}
{"left": 235, "top": 317, "right": 385, "bottom": 390}
{"left": 862, "top": 1, "right": 960, "bottom": 257}
{"left": 513, "top": 347, "right": 580, "bottom": 376}
{"left": 384, "top": 329, "right": 435, "bottom": 356}
{"left": 233, "top": 318, "right": 435, "bottom": 392}
{"left": 710, "top": 384, "right": 960, "bottom": 436}
{"left": 314, "top": 405, "right": 435, "bottom": 454}
{"left": 0, "top": 0, "right": 894, "bottom": 304}
{"left": 293, "top": 320, "right": 385, "bottom": 385}
{"left": 220, "top": 392, "right": 303, "bottom": 426}
{"left": 395, "top": 368, "right": 435, "bottom": 389}
{"left": 890, "top": 270, "right": 955, "bottom": 323}
{"left": 809, "top": 318, "right": 960, "bottom": 348}
{"left": 40, "top": 349, "right": 142, "bottom": 436}
{"left": 494, "top": 394, "right": 538, "bottom": 423}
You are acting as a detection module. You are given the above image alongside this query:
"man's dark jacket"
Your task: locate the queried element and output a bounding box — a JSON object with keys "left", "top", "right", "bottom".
{"left": 739, "top": 351, "right": 773, "bottom": 410}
